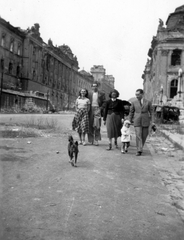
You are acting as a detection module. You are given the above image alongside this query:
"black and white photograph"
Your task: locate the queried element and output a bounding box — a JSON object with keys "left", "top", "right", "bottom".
{"left": 0, "top": 0, "right": 184, "bottom": 239}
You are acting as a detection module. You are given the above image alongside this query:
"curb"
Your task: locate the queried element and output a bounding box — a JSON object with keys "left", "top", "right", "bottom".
{"left": 158, "top": 129, "right": 184, "bottom": 151}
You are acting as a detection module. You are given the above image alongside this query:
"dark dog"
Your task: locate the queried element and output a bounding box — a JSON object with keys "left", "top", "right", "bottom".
{"left": 152, "top": 124, "right": 157, "bottom": 132}
{"left": 149, "top": 123, "right": 157, "bottom": 136}
{"left": 68, "top": 135, "right": 79, "bottom": 167}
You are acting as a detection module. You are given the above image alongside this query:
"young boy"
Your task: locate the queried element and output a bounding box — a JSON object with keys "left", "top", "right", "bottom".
{"left": 121, "top": 120, "right": 131, "bottom": 154}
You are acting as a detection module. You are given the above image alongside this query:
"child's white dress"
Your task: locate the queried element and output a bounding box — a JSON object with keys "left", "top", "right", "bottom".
{"left": 121, "top": 126, "right": 131, "bottom": 142}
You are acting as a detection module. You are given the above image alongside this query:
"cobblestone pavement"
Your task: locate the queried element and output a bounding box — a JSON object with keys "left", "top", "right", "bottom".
{"left": 146, "top": 130, "right": 184, "bottom": 221}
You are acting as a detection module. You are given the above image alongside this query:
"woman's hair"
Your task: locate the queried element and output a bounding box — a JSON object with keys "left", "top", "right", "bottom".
{"left": 136, "top": 89, "right": 144, "bottom": 94}
{"left": 109, "top": 89, "right": 119, "bottom": 98}
{"left": 78, "top": 88, "right": 88, "bottom": 98}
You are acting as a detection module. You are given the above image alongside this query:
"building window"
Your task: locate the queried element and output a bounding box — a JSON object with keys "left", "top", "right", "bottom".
{"left": 33, "top": 46, "right": 36, "bottom": 55}
{"left": 171, "top": 49, "right": 181, "bottom": 66}
{"left": 1, "top": 33, "right": 6, "bottom": 47}
{"left": 9, "top": 62, "right": 13, "bottom": 74}
{"left": 16, "top": 65, "right": 20, "bottom": 77}
{"left": 1, "top": 59, "right": 4, "bottom": 71}
{"left": 10, "top": 39, "right": 14, "bottom": 52}
{"left": 17, "top": 44, "right": 21, "bottom": 55}
{"left": 46, "top": 54, "right": 50, "bottom": 70}
{"left": 32, "top": 69, "right": 36, "bottom": 80}
{"left": 170, "top": 79, "right": 178, "bottom": 98}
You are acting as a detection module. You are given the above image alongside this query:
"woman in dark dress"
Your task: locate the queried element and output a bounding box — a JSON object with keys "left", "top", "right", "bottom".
{"left": 103, "top": 89, "right": 125, "bottom": 150}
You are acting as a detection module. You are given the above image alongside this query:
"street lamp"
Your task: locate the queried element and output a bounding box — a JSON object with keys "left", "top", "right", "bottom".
{"left": 0, "top": 58, "right": 4, "bottom": 112}
{"left": 177, "top": 68, "right": 183, "bottom": 99}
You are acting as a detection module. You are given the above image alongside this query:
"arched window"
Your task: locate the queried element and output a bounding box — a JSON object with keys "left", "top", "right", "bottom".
{"left": 10, "top": 39, "right": 14, "bottom": 52}
{"left": 170, "top": 79, "right": 178, "bottom": 98}
{"left": 17, "top": 44, "right": 21, "bottom": 55}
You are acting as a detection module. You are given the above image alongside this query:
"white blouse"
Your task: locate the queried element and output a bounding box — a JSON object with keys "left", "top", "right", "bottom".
{"left": 76, "top": 97, "right": 90, "bottom": 110}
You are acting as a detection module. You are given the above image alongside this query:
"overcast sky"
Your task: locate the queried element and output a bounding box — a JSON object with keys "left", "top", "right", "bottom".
{"left": 1, "top": 0, "right": 184, "bottom": 100}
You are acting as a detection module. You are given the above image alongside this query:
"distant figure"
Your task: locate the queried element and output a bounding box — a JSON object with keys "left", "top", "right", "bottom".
{"left": 129, "top": 89, "right": 154, "bottom": 156}
{"left": 88, "top": 82, "right": 106, "bottom": 146}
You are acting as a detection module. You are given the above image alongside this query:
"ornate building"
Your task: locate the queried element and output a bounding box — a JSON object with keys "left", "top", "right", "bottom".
{"left": 0, "top": 17, "right": 114, "bottom": 112}
{"left": 90, "top": 65, "right": 114, "bottom": 98}
{"left": 142, "top": 5, "right": 184, "bottom": 121}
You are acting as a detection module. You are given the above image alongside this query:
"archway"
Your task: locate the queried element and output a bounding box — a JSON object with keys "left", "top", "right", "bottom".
{"left": 170, "top": 79, "right": 178, "bottom": 98}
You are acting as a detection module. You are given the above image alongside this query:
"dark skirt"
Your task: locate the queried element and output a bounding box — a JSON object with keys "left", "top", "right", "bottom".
{"left": 106, "top": 113, "right": 122, "bottom": 139}
{"left": 72, "top": 108, "right": 89, "bottom": 134}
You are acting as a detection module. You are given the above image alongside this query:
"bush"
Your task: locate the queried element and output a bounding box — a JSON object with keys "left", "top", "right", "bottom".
{"left": 24, "top": 116, "right": 58, "bottom": 130}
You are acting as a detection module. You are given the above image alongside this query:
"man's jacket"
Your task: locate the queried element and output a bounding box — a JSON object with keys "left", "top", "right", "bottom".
{"left": 129, "top": 98, "right": 153, "bottom": 127}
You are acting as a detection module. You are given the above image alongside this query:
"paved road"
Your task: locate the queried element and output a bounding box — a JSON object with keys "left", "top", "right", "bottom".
{"left": 0, "top": 114, "right": 184, "bottom": 240}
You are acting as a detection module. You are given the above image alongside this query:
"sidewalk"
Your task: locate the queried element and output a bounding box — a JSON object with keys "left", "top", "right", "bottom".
{"left": 146, "top": 126, "right": 184, "bottom": 225}
{"left": 1, "top": 127, "right": 184, "bottom": 240}
{"left": 158, "top": 125, "right": 184, "bottom": 150}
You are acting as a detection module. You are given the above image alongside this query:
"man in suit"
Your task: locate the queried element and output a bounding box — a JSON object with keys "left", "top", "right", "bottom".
{"left": 88, "top": 82, "right": 106, "bottom": 146}
{"left": 129, "top": 89, "right": 153, "bottom": 156}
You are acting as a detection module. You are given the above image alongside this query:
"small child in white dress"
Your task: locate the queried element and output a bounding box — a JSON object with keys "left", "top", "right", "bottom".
{"left": 121, "top": 120, "right": 131, "bottom": 154}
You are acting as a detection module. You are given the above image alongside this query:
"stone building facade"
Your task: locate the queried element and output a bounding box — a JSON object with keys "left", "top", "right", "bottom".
{"left": 90, "top": 65, "right": 114, "bottom": 98}
{"left": 142, "top": 5, "right": 184, "bottom": 116}
{"left": 0, "top": 18, "right": 114, "bottom": 112}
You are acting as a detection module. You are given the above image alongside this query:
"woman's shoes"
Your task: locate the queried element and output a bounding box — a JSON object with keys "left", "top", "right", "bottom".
{"left": 82, "top": 141, "right": 86, "bottom": 146}
{"left": 79, "top": 141, "right": 82, "bottom": 145}
{"left": 114, "top": 140, "right": 118, "bottom": 149}
{"left": 136, "top": 151, "right": 142, "bottom": 156}
{"left": 94, "top": 140, "right": 99, "bottom": 146}
{"left": 106, "top": 143, "right": 112, "bottom": 150}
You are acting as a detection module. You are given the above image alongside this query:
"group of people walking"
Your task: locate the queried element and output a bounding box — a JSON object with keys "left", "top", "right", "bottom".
{"left": 72, "top": 83, "right": 154, "bottom": 156}
{"left": 72, "top": 82, "right": 106, "bottom": 146}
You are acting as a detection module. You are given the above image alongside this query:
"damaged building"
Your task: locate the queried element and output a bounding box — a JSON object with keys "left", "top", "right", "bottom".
{"left": 142, "top": 5, "right": 184, "bottom": 122}
{"left": 0, "top": 18, "right": 114, "bottom": 113}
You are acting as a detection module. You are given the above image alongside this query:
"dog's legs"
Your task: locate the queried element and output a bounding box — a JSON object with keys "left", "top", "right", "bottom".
{"left": 69, "top": 154, "right": 72, "bottom": 163}
{"left": 69, "top": 150, "right": 74, "bottom": 165}
{"left": 70, "top": 158, "right": 74, "bottom": 166}
{"left": 74, "top": 153, "right": 78, "bottom": 167}
{"left": 69, "top": 155, "right": 74, "bottom": 166}
{"left": 68, "top": 147, "right": 72, "bottom": 163}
